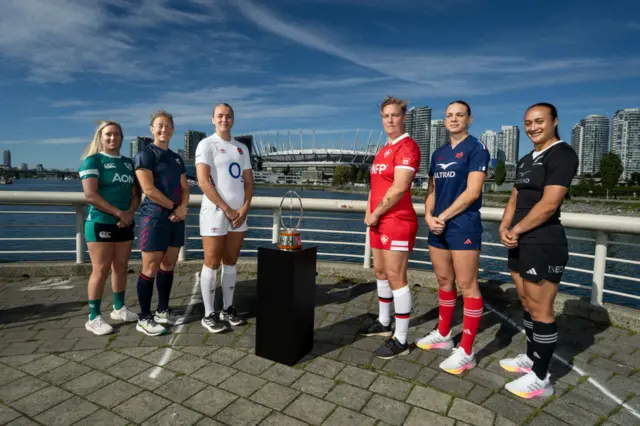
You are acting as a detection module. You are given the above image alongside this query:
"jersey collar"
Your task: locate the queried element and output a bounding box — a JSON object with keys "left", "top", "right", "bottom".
{"left": 532, "top": 140, "right": 564, "bottom": 159}
{"left": 388, "top": 132, "right": 409, "bottom": 145}
{"left": 99, "top": 151, "right": 122, "bottom": 159}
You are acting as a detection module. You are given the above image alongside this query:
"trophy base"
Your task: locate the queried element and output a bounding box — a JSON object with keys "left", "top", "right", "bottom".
{"left": 256, "top": 246, "right": 317, "bottom": 366}
{"left": 277, "top": 230, "right": 302, "bottom": 251}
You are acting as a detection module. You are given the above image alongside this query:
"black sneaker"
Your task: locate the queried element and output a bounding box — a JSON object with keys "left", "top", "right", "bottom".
{"left": 201, "top": 314, "right": 231, "bottom": 333}
{"left": 357, "top": 319, "right": 392, "bottom": 337}
{"left": 374, "top": 338, "right": 410, "bottom": 359}
{"left": 219, "top": 306, "right": 246, "bottom": 327}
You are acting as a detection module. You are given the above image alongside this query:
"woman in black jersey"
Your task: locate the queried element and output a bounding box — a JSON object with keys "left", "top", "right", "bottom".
{"left": 498, "top": 103, "right": 578, "bottom": 399}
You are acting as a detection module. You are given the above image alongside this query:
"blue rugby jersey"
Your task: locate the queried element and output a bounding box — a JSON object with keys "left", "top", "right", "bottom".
{"left": 134, "top": 143, "right": 186, "bottom": 219}
{"left": 429, "top": 135, "right": 490, "bottom": 233}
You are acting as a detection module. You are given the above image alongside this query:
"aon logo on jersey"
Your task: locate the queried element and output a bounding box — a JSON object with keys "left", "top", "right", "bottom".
{"left": 371, "top": 164, "right": 388, "bottom": 174}
{"left": 112, "top": 173, "right": 134, "bottom": 184}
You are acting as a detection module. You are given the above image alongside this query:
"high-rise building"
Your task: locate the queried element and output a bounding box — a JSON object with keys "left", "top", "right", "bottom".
{"left": 35, "top": 164, "right": 44, "bottom": 171}
{"left": 405, "top": 106, "right": 431, "bottom": 174}
{"left": 480, "top": 130, "right": 500, "bottom": 160}
{"left": 3, "top": 149, "right": 11, "bottom": 169}
{"left": 572, "top": 115, "right": 609, "bottom": 176}
{"left": 130, "top": 137, "right": 153, "bottom": 158}
{"left": 185, "top": 130, "right": 207, "bottom": 160}
{"left": 611, "top": 108, "right": 640, "bottom": 181}
{"left": 20, "top": 163, "right": 28, "bottom": 171}
{"left": 429, "top": 120, "right": 448, "bottom": 161}
{"left": 499, "top": 126, "right": 520, "bottom": 163}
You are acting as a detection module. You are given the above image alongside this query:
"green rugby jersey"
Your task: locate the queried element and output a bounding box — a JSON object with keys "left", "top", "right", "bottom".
{"left": 79, "top": 152, "right": 135, "bottom": 224}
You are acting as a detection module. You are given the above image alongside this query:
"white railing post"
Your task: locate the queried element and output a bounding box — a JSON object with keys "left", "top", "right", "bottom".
{"left": 178, "top": 224, "right": 186, "bottom": 262}
{"left": 591, "top": 230, "right": 608, "bottom": 306}
{"left": 363, "top": 227, "right": 371, "bottom": 268}
{"left": 272, "top": 208, "right": 281, "bottom": 243}
{"left": 74, "top": 205, "right": 85, "bottom": 264}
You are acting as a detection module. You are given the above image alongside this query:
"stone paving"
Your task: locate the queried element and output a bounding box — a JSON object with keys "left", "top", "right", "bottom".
{"left": 0, "top": 272, "right": 639, "bottom": 426}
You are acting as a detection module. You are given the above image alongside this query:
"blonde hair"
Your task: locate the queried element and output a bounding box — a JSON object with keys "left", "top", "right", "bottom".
{"left": 82, "top": 121, "right": 124, "bottom": 159}
{"left": 213, "top": 103, "right": 234, "bottom": 116}
{"left": 150, "top": 110, "right": 174, "bottom": 127}
{"left": 380, "top": 96, "right": 409, "bottom": 115}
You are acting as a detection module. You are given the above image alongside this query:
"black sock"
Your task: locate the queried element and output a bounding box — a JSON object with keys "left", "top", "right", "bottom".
{"left": 532, "top": 320, "right": 557, "bottom": 380}
{"left": 156, "top": 269, "right": 174, "bottom": 312}
{"left": 523, "top": 311, "right": 534, "bottom": 360}
{"left": 137, "top": 273, "right": 154, "bottom": 319}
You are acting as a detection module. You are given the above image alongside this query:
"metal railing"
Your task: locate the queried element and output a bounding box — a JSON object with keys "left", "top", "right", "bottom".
{"left": 1, "top": 191, "right": 639, "bottom": 307}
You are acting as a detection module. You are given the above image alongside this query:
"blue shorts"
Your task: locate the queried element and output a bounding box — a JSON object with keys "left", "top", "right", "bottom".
{"left": 428, "top": 231, "right": 482, "bottom": 251}
{"left": 138, "top": 216, "right": 185, "bottom": 252}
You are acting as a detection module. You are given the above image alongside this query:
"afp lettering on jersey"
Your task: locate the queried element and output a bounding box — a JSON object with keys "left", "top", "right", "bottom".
{"left": 112, "top": 173, "right": 134, "bottom": 184}
{"left": 371, "top": 164, "right": 388, "bottom": 174}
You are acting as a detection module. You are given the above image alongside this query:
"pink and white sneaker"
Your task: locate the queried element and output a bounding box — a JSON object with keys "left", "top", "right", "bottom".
{"left": 416, "top": 329, "right": 454, "bottom": 351}
{"left": 500, "top": 353, "right": 533, "bottom": 374}
{"left": 505, "top": 370, "right": 554, "bottom": 399}
{"left": 439, "top": 347, "right": 476, "bottom": 375}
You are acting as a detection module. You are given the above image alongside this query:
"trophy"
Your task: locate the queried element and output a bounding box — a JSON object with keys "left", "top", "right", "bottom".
{"left": 277, "top": 190, "right": 304, "bottom": 251}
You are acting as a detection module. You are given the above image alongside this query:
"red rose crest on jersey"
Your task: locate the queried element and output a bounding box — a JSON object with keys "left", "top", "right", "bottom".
{"left": 237, "top": 147, "right": 243, "bottom": 155}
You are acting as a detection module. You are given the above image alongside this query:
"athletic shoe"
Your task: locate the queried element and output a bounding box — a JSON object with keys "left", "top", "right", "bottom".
{"left": 136, "top": 317, "right": 166, "bottom": 336}
{"left": 505, "top": 370, "right": 554, "bottom": 399}
{"left": 202, "top": 314, "right": 231, "bottom": 333}
{"left": 219, "top": 306, "right": 246, "bottom": 327}
{"left": 85, "top": 315, "right": 113, "bottom": 336}
{"left": 110, "top": 306, "right": 139, "bottom": 322}
{"left": 357, "top": 319, "right": 392, "bottom": 337}
{"left": 154, "top": 309, "right": 184, "bottom": 326}
{"left": 416, "top": 329, "right": 454, "bottom": 351}
{"left": 500, "top": 353, "right": 533, "bottom": 374}
{"left": 374, "top": 338, "right": 410, "bottom": 359}
{"left": 439, "top": 347, "right": 476, "bottom": 375}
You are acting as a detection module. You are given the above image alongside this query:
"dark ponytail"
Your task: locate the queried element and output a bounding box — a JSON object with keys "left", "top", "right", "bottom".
{"left": 527, "top": 102, "right": 560, "bottom": 139}
{"left": 448, "top": 100, "right": 471, "bottom": 116}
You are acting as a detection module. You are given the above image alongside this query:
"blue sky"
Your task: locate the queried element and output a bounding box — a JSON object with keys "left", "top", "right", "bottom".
{"left": 1, "top": 0, "right": 640, "bottom": 170}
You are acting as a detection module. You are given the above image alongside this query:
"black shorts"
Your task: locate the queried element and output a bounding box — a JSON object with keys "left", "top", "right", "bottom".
{"left": 85, "top": 221, "right": 135, "bottom": 243}
{"left": 507, "top": 244, "right": 568, "bottom": 284}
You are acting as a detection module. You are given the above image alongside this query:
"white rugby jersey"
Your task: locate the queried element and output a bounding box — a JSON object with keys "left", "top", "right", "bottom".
{"left": 195, "top": 134, "right": 252, "bottom": 211}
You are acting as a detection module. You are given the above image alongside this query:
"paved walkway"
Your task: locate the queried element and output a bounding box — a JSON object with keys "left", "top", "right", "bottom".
{"left": 0, "top": 272, "right": 639, "bottom": 426}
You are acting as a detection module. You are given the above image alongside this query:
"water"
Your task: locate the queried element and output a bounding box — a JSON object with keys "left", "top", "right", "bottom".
{"left": 1, "top": 179, "right": 638, "bottom": 308}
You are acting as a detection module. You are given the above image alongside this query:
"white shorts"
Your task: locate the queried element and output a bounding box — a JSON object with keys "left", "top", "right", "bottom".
{"left": 199, "top": 207, "right": 248, "bottom": 236}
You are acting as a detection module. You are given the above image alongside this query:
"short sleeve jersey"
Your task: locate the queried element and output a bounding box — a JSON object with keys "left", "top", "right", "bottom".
{"left": 195, "top": 134, "right": 252, "bottom": 211}
{"left": 369, "top": 133, "right": 420, "bottom": 222}
{"left": 134, "top": 144, "right": 186, "bottom": 219}
{"left": 78, "top": 153, "right": 135, "bottom": 224}
{"left": 429, "top": 135, "right": 489, "bottom": 233}
{"left": 512, "top": 141, "right": 578, "bottom": 245}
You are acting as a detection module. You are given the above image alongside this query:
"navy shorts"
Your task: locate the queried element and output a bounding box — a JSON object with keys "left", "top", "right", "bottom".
{"left": 138, "top": 216, "right": 185, "bottom": 252}
{"left": 428, "top": 231, "right": 482, "bottom": 251}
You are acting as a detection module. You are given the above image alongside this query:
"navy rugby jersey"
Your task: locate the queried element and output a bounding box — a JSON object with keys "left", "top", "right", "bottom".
{"left": 429, "top": 135, "right": 490, "bottom": 233}
{"left": 134, "top": 144, "right": 186, "bottom": 219}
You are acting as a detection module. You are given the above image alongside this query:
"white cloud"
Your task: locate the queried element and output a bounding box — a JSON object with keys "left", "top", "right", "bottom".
{"left": 0, "top": 136, "right": 89, "bottom": 145}
{"left": 51, "top": 100, "right": 94, "bottom": 108}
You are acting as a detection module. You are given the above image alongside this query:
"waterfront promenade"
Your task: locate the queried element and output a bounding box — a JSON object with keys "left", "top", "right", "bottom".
{"left": 0, "top": 261, "right": 639, "bottom": 426}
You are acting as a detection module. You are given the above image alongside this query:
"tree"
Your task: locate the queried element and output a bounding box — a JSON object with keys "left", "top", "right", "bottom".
{"left": 332, "top": 166, "right": 350, "bottom": 186}
{"left": 630, "top": 172, "right": 640, "bottom": 186}
{"left": 599, "top": 152, "right": 623, "bottom": 190}
{"left": 356, "top": 168, "right": 365, "bottom": 183}
{"left": 495, "top": 160, "right": 507, "bottom": 186}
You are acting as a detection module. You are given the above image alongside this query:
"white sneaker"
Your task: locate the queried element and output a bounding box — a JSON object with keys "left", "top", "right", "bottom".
{"left": 154, "top": 309, "right": 184, "bottom": 325}
{"left": 416, "top": 329, "right": 454, "bottom": 351}
{"left": 505, "top": 370, "right": 554, "bottom": 399}
{"left": 500, "top": 353, "right": 533, "bottom": 374}
{"left": 110, "top": 306, "right": 139, "bottom": 322}
{"left": 439, "top": 347, "right": 476, "bottom": 375}
{"left": 136, "top": 317, "right": 166, "bottom": 336}
{"left": 85, "top": 315, "right": 114, "bottom": 336}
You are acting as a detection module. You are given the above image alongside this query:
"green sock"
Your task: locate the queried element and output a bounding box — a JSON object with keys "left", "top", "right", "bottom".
{"left": 114, "top": 291, "right": 125, "bottom": 310}
{"left": 89, "top": 299, "right": 101, "bottom": 320}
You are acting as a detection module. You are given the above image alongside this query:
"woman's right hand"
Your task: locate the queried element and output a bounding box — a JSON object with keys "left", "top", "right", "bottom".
{"left": 224, "top": 206, "right": 239, "bottom": 222}
{"left": 500, "top": 227, "right": 518, "bottom": 248}
{"left": 426, "top": 215, "right": 445, "bottom": 235}
{"left": 118, "top": 210, "right": 134, "bottom": 226}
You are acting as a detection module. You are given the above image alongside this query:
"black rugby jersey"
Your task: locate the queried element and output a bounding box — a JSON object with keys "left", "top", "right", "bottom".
{"left": 512, "top": 141, "right": 578, "bottom": 245}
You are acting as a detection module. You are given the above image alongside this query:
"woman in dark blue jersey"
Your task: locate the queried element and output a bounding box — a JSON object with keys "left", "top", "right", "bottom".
{"left": 133, "top": 110, "right": 190, "bottom": 336}
{"left": 499, "top": 103, "right": 578, "bottom": 399}
{"left": 416, "top": 101, "right": 490, "bottom": 375}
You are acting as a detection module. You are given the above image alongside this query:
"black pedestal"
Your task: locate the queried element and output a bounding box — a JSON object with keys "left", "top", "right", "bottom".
{"left": 255, "top": 246, "right": 317, "bottom": 366}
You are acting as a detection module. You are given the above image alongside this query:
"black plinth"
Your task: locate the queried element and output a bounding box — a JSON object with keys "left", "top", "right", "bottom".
{"left": 255, "top": 246, "right": 317, "bottom": 366}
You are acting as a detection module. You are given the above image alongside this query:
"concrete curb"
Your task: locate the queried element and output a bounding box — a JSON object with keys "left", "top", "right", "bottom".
{"left": 1, "top": 260, "right": 638, "bottom": 332}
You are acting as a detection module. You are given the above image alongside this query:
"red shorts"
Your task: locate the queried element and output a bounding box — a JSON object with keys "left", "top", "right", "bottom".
{"left": 369, "top": 218, "right": 418, "bottom": 251}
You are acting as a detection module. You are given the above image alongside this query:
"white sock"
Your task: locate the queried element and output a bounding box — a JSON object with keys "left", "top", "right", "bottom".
{"left": 221, "top": 263, "right": 237, "bottom": 311}
{"left": 392, "top": 285, "right": 411, "bottom": 344}
{"left": 200, "top": 265, "right": 217, "bottom": 317}
{"left": 377, "top": 279, "right": 393, "bottom": 326}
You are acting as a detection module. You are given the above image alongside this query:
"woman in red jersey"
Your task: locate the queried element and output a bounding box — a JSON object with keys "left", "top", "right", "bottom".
{"left": 357, "top": 96, "right": 421, "bottom": 359}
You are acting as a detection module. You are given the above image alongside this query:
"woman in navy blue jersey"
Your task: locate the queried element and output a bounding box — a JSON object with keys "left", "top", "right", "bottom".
{"left": 416, "top": 101, "right": 490, "bottom": 375}
{"left": 499, "top": 103, "right": 578, "bottom": 399}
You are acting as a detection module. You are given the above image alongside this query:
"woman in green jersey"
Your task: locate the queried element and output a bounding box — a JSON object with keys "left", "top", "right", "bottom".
{"left": 79, "top": 121, "right": 141, "bottom": 335}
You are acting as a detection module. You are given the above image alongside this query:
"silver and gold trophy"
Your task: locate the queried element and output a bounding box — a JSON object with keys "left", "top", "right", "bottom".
{"left": 277, "top": 190, "right": 304, "bottom": 251}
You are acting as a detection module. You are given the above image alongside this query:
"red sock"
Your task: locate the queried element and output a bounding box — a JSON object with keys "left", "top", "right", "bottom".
{"left": 437, "top": 289, "right": 457, "bottom": 336}
{"left": 460, "top": 297, "right": 483, "bottom": 355}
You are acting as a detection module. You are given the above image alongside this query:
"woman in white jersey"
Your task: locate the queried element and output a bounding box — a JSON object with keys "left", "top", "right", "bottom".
{"left": 196, "top": 103, "right": 254, "bottom": 333}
